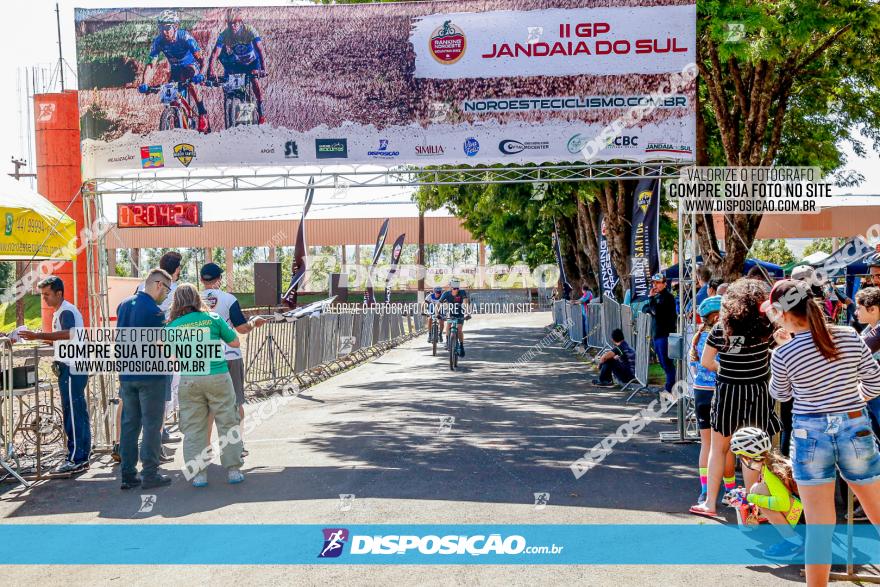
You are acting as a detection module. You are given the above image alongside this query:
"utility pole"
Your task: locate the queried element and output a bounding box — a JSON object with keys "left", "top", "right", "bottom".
{"left": 9, "top": 158, "right": 37, "bottom": 326}
{"left": 417, "top": 206, "right": 425, "bottom": 294}
{"left": 56, "top": 3, "right": 64, "bottom": 91}
{"left": 9, "top": 157, "right": 36, "bottom": 180}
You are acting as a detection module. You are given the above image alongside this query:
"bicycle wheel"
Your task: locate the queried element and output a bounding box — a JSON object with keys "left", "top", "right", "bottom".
{"left": 448, "top": 328, "right": 456, "bottom": 370}
{"left": 159, "top": 107, "right": 179, "bottom": 130}
{"left": 432, "top": 324, "right": 438, "bottom": 356}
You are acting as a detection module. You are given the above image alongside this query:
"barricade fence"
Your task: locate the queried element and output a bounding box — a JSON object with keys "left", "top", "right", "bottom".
{"left": 243, "top": 307, "right": 426, "bottom": 397}
{"left": 548, "top": 300, "right": 658, "bottom": 401}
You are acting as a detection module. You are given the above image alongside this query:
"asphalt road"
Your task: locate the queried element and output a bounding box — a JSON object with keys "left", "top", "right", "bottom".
{"left": 0, "top": 312, "right": 844, "bottom": 585}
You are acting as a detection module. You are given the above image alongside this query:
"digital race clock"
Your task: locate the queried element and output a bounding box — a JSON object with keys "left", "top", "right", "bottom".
{"left": 116, "top": 202, "right": 202, "bottom": 228}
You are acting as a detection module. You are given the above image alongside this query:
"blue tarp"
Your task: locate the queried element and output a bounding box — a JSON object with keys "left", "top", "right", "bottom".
{"left": 663, "top": 256, "right": 784, "bottom": 280}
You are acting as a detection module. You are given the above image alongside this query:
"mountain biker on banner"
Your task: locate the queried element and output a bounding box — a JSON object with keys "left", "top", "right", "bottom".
{"left": 206, "top": 9, "right": 269, "bottom": 124}
{"left": 139, "top": 10, "right": 211, "bottom": 133}
{"left": 440, "top": 279, "right": 470, "bottom": 357}
{"left": 426, "top": 286, "right": 445, "bottom": 344}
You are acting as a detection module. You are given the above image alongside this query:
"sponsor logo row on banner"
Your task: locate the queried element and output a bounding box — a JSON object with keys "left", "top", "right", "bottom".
{"left": 95, "top": 132, "right": 694, "bottom": 172}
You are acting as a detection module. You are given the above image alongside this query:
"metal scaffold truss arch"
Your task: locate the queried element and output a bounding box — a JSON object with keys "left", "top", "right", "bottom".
{"left": 85, "top": 162, "right": 689, "bottom": 195}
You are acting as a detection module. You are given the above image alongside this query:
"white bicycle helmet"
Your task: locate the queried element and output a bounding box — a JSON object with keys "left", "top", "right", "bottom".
{"left": 158, "top": 10, "right": 180, "bottom": 26}
{"left": 730, "top": 426, "right": 771, "bottom": 458}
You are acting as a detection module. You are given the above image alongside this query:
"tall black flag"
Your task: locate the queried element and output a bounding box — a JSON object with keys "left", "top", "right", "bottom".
{"left": 385, "top": 233, "right": 406, "bottom": 303}
{"left": 629, "top": 176, "right": 660, "bottom": 301}
{"left": 552, "top": 219, "right": 572, "bottom": 300}
{"left": 282, "top": 177, "right": 315, "bottom": 308}
{"left": 364, "top": 218, "right": 390, "bottom": 305}
{"left": 598, "top": 212, "right": 620, "bottom": 300}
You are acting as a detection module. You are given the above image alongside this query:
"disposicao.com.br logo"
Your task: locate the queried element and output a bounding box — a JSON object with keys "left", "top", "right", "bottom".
{"left": 318, "top": 528, "right": 563, "bottom": 558}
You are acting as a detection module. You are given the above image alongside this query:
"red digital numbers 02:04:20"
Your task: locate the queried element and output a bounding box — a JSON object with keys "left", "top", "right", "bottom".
{"left": 116, "top": 202, "right": 202, "bottom": 228}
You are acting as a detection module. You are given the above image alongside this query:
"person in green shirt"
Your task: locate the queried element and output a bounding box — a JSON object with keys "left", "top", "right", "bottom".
{"left": 166, "top": 283, "right": 244, "bottom": 486}
{"left": 730, "top": 427, "right": 804, "bottom": 560}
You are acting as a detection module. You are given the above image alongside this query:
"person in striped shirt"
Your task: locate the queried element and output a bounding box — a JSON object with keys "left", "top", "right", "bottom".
{"left": 766, "top": 279, "right": 880, "bottom": 586}
{"left": 690, "top": 279, "right": 782, "bottom": 518}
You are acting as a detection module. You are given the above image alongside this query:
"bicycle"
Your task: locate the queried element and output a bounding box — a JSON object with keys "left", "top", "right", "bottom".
{"left": 208, "top": 72, "right": 263, "bottom": 129}
{"left": 446, "top": 315, "right": 470, "bottom": 370}
{"left": 142, "top": 81, "right": 202, "bottom": 131}
{"left": 425, "top": 308, "right": 444, "bottom": 356}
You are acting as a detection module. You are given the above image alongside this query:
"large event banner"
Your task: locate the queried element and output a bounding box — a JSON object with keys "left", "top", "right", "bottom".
{"left": 74, "top": 2, "right": 696, "bottom": 176}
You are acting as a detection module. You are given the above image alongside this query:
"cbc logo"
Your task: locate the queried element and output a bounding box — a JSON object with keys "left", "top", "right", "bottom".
{"left": 604, "top": 135, "right": 639, "bottom": 148}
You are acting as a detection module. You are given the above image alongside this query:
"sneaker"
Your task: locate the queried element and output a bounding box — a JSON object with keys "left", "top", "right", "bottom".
{"left": 53, "top": 460, "right": 88, "bottom": 475}
{"left": 591, "top": 379, "right": 615, "bottom": 388}
{"left": 722, "top": 488, "right": 742, "bottom": 506}
{"left": 847, "top": 504, "right": 869, "bottom": 522}
{"left": 458, "top": 344, "right": 465, "bottom": 357}
{"left": 227, "top": 468, "right": 245, "bottom": 484}
{"left": 120, "top": 476, "right": 142, "bottom": 490}
{"left": 142, "top": 474, "right": 172, "bottom": 489}
{"left": 192, "top": 472, "right": 208, "bottom": 488}
{"left": 197, "top": 114, "right": 209, "bottom": 133}
{"left": 162, "top": 428, "right": 179, "bottom": 444}
{"left": 763, "top": 539, "right": 804, "bottom": 560}
{"left": 159, "top": 449, "right": 173, "bottom": 464}
{"left": 111, "top": 443, "right": 121, "bottom": 463}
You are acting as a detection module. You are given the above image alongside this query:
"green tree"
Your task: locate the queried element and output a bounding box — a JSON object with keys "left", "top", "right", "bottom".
{"left": 695, "top": 0, "right": 880, "bottom": 279}
{"left": 802, "top": 238, "right": 834, "bottom": 257}
{"left": 749, "top": 239, "right": 796, "bottom": 266}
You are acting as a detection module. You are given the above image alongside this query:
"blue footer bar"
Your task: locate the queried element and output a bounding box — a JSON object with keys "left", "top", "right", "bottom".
{"left": 0, "top": 524, "right": 878, "bottom": 564}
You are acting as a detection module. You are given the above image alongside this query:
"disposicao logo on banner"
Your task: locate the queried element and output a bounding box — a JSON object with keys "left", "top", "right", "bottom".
{"left": 173, "top": 143, "right": 196, "bottom": 167}
{"left": 140, "top": 146, "right": 164, "bottom": 169}
{"left": 367, "top": 138, "right": 400, "bottom": 159}
{"left": 318, "top": 528, "right": 349, "bottom": 558}
{"left": 429, "top": 20, "right": 466, "bottom": 64}
{"left": 463, "top": 137, "right": 480, "bottom": 157}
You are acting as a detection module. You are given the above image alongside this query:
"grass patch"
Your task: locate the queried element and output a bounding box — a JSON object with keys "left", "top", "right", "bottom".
{"left": 0, "top": 295, "right": 43, "bottom": 332}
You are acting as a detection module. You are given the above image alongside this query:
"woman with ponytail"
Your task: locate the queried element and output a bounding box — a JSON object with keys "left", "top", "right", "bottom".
{"left": 766, "top": 279, "right": 880, "bottom": 586}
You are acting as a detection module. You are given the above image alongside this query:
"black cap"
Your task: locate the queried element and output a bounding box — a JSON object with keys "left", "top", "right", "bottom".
{"left": 200, "top": 262, "right": 223, "bottom": 281}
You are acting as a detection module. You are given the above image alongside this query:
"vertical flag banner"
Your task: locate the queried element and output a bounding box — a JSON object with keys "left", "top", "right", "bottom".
{"left": 282, "top": 177, "right": 315, "bottom": 307}
{"left": 598, "top": 213, "right": 620, "bottom": 300}
{"left": 385, "top": 234, "right": 406, "bottom": 303}
{"left": 364, "top": 218, "right": 390, "bottom": 305}
{"left": 74, "top": 3, "right": 696, "bottom": 175}
{"left": 552, "top": 220, "right": 572, "bottom": 300}
{"left": 629, "top": 177, "right": 660, "bottom": 301}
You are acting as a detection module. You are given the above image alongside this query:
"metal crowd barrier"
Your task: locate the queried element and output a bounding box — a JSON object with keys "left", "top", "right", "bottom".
{"left": 585, "top": 304, "right": 604, "bottom": 349}
{"left": 620, "top": 304, "right": 635, "bottom": 349}
{"left": 566, "top": 303, "right": 584, "bottom": 348}
{"left": 243, "top": 308, "right": 426, "bottom": 396}
{"left": 599, "top": 298, "right": 622, "bottom": 352}
{"left": 551, "top": 301, "right": 567, "bottom": 328}
{"left": 622, "top": 312, "right": 654, "bottom": 403}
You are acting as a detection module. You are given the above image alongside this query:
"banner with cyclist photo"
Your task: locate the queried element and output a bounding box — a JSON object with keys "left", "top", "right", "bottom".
{"left": 74, "top": 3, "right": 696, "bottom": 176}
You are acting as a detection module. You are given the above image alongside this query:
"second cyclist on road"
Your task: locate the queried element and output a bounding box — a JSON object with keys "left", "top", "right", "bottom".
{"left": 440, "top": 280, "right": 470, "bottom": 357}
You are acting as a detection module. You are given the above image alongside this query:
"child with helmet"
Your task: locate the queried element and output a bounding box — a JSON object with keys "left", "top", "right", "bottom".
{"left": 730, "top": 426, "right": 805, "bottom": 559}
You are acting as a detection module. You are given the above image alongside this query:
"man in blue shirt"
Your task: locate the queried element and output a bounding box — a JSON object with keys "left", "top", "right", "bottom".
{"left": 593, "top": 328, "right": 636, "bottom": 387}
{"left": 20, "top": 277, "right": 91, "bottom": 474}
{"left": 115, "top": 268, "right": 173, "bottom": 490}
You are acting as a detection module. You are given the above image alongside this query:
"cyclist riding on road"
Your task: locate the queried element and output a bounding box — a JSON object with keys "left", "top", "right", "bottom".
{"left": 426, "top": 286, "right": 445, "bottom": 344}
{"left": 139, "top": 10, "right": 210, "bottom": 133}
{"left": 207, "top": 9, "right": 269, "bottom": 124}
{"left": 440, "top": 279, "right": 469, "bottom": 357}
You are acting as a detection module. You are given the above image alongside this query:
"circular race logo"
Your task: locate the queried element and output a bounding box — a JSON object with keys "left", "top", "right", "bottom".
{"left": 429, "top": 20, "right": 466, "bottom": 64}
{"left": 499, "top": 140, "right": 525, "bottom": 155}
{"left": 463, "top": 137, "right": 480, "bottom": 157}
